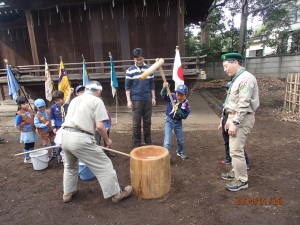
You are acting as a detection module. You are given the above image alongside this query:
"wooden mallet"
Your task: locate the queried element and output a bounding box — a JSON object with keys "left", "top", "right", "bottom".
{"left": 156, "top": 58, "right": 175, "bottom": 109}
{"left": 139, "top": 58, "right": 165, "bottom": 80}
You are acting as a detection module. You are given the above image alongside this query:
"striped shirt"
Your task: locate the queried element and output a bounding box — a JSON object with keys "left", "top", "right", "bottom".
{"left": 125, "top": 63, "right": 155, "bottom": 101}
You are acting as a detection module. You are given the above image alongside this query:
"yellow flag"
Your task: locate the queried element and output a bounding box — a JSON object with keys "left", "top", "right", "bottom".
{"left": 58, "top": 60, "right": 71, "bottom": 101}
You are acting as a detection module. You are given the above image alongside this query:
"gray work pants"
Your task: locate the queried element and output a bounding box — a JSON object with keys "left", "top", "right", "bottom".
{"left": 228, "top": 113, "right": 255, "bottom": 182}
{"left": 61, "top": 130, "right": 121, "bottom": 198}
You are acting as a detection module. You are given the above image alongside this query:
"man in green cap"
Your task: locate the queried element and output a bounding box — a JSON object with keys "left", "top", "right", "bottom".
{"left": 220, "top": 53, "right": 260, "bottom": 191}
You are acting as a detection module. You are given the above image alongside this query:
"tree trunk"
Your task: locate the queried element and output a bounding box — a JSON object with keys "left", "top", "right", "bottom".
{"left": 238, "top": 0, "right": 248, "bottom": 54}
{"left": 200, "top": 21, "right": 209, "bottom": 45}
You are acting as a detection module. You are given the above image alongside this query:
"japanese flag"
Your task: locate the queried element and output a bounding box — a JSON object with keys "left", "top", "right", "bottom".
{"left": 172, "top": 47, "right": 184, "bottom": 89}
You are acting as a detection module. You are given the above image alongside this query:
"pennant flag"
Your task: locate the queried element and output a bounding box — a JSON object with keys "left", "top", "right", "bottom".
{"left": 58, "top": 60, "right": 71, "bottom": 101}
{"left": 172, "top": 47, "right": 184, "bottom": 89}
{"left": 110, "top": 54, "right": 118, "bottom": 97}
{"left": 45, "top": 61, "right": 54, "bottom": 101}
{"left": 6, "top": 64, "right": 20, "bottom": 102}
{"left": 82, "top": 59, "right": 90, "bottom": 87}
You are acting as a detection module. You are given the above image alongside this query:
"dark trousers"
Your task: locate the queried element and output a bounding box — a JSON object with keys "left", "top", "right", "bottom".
{"left": 132, "top": 100, "right": 152, "bottom": 147}
{"left": 24, "top": 142, "right": 35, "bottom": 150}
{"left": 222, "top": 115, "right": 249, "bottom": 165}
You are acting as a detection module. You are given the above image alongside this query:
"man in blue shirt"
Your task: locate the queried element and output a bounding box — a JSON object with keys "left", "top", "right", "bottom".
{"left": 125, "top": 48, "right": 156, "bottom": 148}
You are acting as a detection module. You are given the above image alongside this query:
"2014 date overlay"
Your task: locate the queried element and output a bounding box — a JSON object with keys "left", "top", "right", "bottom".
{"left": 235, "top": 197, "right": 282, "bottom": 205}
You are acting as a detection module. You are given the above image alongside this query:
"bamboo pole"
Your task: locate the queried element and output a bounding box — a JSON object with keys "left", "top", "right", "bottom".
{"left": 289, "top": 74, "right": 292, "bottom": 111}
{"left": 156, "top": 58, "right": 175, "bottom": 109}
{"left": 14, "top": 145, "right": 130, "bottom": 157}
{"left": 101, "top": 146, "right": 130, "bottom": 157}
{"left": 284, "top": 73, "right": 289, "bottom": 110}
{"left": 292, "top": 73, "right": 298, "bottom": 113}
{"left": 296, "top": 73, "right": 300, "bottom": 113}
{"left": 14, "top": 145, "right": 59, "bottom": 156}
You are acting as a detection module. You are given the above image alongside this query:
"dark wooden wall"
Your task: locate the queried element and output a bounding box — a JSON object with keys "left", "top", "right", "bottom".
{"left": 0, "top": 28, "right": 32, "bottom": 68}
{"left": 0, "top": 0, "right": 183, "bottom": 68}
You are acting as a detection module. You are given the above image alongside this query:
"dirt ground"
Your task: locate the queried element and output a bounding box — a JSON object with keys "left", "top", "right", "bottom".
{"left": 0, "top": 77, "right": 299, "bottom": 225}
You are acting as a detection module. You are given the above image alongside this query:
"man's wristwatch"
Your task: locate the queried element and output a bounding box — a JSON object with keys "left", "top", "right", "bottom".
{"left": 233, "top": 121, "right": 239, "bottom": 125}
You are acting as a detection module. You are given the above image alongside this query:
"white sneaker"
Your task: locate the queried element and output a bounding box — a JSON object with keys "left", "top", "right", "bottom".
{"left": 24, "top": 158, "right": 32, "bottom": 164}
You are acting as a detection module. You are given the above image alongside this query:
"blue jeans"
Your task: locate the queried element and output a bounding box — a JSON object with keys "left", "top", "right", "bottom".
{"left": 163, "top": 116, "right": 184, "bottom": 155}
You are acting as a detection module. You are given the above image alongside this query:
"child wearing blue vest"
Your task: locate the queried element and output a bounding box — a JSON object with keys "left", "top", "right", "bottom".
{"left": 34, "top": 98, "right": 56, "bottom": 159}
{"left": 15, "top": 96, "right": 38, "bottom": 163}
{"left": 50, "top": 89, "right": 73, "bottom": 162}
{"left": 161, "top": 82, "right": 190, "bottom": 159}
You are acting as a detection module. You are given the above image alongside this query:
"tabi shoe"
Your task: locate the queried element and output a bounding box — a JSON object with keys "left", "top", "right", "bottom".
{"left": 226, "top": 180, "right": 248, "bottom": 192}
{"left": 24, "top": 158, "right": 32, "bottom": 164}
{"left": 112, "top": 185, "right": 132, "bottom": 203}
{"left": 221, "top": 170, "right": 235, "bottom": 180}
{"left": 176, "top": 151, "right": 188, "bottom": 160}
{"left": 221, "top": 159, "right": 231, "bottom": 165}
{"left": 63, "top": 190, "right": 78, "bottom": 203}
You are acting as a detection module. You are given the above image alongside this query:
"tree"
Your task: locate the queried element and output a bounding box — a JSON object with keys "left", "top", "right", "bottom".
{"left": 238, "top": 0, "right": 295, "bottom": 54}
{"left": 184, "top": 25, "right": 201, "bottom": 56}
{"left": 197, "top": 0, "right": 296, "bottom": 54}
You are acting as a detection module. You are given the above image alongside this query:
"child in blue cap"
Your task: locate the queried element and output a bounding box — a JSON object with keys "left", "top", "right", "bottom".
{"left": 160, "top": 82, "right": 190, "bottom": 159}
{"left": 34, "top": 98, "right": 56, "bottom": 159}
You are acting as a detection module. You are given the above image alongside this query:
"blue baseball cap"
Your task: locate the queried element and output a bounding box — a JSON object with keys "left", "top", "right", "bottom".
{"left": 34, "top": 99, "right": 46, "bottom": 108}
{"left": 175, "top": 84, "right": 188, "bottom": 95}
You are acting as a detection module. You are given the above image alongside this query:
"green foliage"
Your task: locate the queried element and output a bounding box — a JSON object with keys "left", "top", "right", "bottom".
{"left": 199, "top": 35, "right": 224, "bottom": 60}
{"left": 184, "top": 0, "right": 298, "bottom": 57}
{"left": 246, "top": 0, "right": 297, "bottom": 54}
{"left": 184, "top": 25, "right": 200, "bottom": 56}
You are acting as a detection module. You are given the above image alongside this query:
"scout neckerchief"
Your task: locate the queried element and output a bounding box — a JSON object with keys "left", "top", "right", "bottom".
{"left": 169, "top": 97, "right": 186, "bottom": 118}
{"left": 224, "top": 67, "right": 246, "bottom": 105}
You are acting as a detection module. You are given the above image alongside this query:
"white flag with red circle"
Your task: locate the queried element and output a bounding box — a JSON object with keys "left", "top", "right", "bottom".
{"left": 172, "top": 48, "right": 184, "bottom": 89}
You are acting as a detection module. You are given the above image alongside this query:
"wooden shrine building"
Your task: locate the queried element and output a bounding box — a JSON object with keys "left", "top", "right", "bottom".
{"left": 0, "top": 0, "right": 213, "bottom": 104}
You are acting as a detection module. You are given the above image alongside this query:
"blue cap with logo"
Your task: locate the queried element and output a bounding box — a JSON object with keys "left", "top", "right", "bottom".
{"left": 175, "top": 84, "right": 188, "bottom": 95}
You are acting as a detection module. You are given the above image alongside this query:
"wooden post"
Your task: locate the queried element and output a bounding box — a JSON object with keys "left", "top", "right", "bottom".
{"left": 25, "top": 10, "right": 39, "bottom": 65}
{"left": 130, "top": 145, "right": 171, "bottom": 199}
